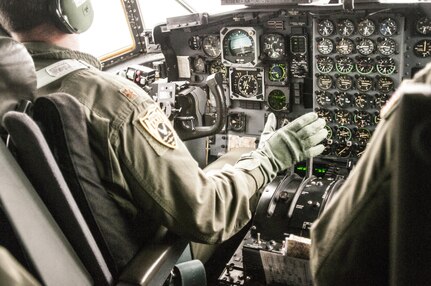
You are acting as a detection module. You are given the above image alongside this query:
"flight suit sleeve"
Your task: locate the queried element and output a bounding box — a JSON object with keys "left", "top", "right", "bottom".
{"left": 112, "top": 95, "right": 265, "bottom": 244}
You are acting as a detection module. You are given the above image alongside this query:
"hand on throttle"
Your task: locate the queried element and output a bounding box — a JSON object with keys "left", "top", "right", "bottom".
{"left": 236, "top": 112, "right": 327, "bottom": 187}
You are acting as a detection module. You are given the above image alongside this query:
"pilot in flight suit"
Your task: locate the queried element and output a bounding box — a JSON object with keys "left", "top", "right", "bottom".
{"left": 0, "top": 0, "right": 327, "bottom": 266}
{"left": 310, "top": 62, "right": 431, "bottom": 285}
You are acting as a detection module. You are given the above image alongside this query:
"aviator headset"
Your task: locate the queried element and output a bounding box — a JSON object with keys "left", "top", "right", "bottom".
{"left": 49, "top": 0, "right": 94, "bottom": 34}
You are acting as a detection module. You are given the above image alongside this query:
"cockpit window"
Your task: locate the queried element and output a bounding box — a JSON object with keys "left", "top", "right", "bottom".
{"left": 79, "top": 0, "right": 135, "bottom": 61}
{"left": 138, "top": 0, "right": 245, "bottom": 29}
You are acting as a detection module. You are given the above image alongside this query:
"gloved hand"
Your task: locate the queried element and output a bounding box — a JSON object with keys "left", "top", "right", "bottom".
{"left": 258, "top": 113, "right": 277, "bottom": 149}
{"left": 236, "top": 112, "right": 327, "bottom": 188}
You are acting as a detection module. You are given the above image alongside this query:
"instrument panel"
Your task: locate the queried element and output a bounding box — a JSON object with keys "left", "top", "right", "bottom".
{"left": 157, "top": 4, "right": 431, "bottom": 163}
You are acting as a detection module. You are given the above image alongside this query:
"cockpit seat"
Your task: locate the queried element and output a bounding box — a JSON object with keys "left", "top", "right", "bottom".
{"left": 0, "top": 36, "right": 202, "bottom": 285}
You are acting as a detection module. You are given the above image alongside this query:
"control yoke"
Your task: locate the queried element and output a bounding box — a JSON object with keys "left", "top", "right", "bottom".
{"left": 176, "top": 73, "right": 227, "bottom": 141}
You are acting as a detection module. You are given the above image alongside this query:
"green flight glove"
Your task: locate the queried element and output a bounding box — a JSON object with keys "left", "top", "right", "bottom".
{"left": 236, "top": 112, "right": 327, "bottom": 188}
{"left": 257, "top": 113, "right": 277, "bottom": 149}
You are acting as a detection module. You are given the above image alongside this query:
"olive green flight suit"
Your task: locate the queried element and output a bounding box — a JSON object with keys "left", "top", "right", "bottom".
{"left": 26, "top": 42, "right": 265, "bottom": 248}
{"left": 310, "top": 62, "right": 431, "bottom": 285}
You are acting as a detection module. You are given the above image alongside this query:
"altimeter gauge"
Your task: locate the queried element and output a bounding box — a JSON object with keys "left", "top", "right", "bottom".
{"left": 262, "top": 33, "right": 285, "bottom": 60}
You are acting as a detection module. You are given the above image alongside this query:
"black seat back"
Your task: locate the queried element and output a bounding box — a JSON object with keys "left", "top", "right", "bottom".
{"left": 32, "top": 93, "right": 145, "bottom": 273}
{"left": 3, "top": 110, "right": 114, "bottom": 285}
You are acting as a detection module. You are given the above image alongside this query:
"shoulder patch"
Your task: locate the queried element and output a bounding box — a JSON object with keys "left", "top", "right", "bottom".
{"left": 138, "top": 105, "right": 177, "bottom": 149}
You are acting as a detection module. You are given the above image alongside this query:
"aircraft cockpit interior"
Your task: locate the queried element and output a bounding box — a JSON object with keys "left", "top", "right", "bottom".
{"left": 1, "top": 0, "right": 431, "bottom": 285}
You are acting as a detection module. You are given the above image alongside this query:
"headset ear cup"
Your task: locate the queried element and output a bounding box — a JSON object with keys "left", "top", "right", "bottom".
{"left": 50, "top": 0, "right": 94, "bottom": 34}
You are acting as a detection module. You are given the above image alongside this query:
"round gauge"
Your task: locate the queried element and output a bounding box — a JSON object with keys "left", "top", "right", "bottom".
{"left": 317, "top": 19, "right": 335, "bottom": 37}
{"left": 335, "top": 109, "right": 352, "bottom": 125}
{"left": 335, "top": 56, "right": 354, "bottom": 74}
{"left": 374, "top": 93, "right": 390, "bottom": 109}
{"left": 336, "top": 38, "right": 355, "bottom": 55}
{"left": 374, "top": 112, "right": 380, "bottom": 125}
{"left": 356, "top": 76, "right": 373, "bottom": 92}
{"left": 335, "top": 141, "right": 353, "bottom": 158}
{"left": 316, "top": 38, "right": 334, "bottom": 55}
{"left": 354, "top": 110, "right": 372, "bottom": 127}
{"left": 316, "top": 56, "right": 335, "bottom": 74}
{"left": 325, "top": 125, "right": 333, "bottom": 139}
{"left": 356, "top": 38, "right": 375, "bottom": 56}
{"left": 267, "top": 89, "right": 288, "bottom": 111}
{"left": 377, "top": 38, "right": 396, "bottom": 56}
{"left": 379, "top": 18, "right": 398, "bottom": 36}
{"left": 335, "top": 92, "right": 352, "bottom": 108}
{"left": 376, "top": 57, "right": 396, "bottom": 75}
{"left": 376, "top": 76, "right": 394, "bottom": 93}
{"left": 202, "top": 35, "right": 221, "bottom": 58}
{"left": 317, "top": 74, "right": 333, "bottom": 90}
{"left": 358, "top": 19, "right": 376, "bottom": 37}
{"left": 188, "top": 35, "right": 202, "bottom": 50}
{"left": 316, "top": 91, "right": 333, "bottom": 106}
{"left": 336, "top": 126, "right": 352, "bottom": 141}
{"left": 354, "top": 93, "right": 370, "bottom": 109}
{"left": 355, "top": 128, "right": 371, "bottom": 144}
{"left": 193, "top": 57, "right": 206, "bottom": 73}
{"left": 229, "top": 113, "right": 246, "bottom": 132}
{"left": 416, "top": 17, "right": 431, "bottom": 35}
{"left": 336, "top": 75, "right": 353, "bottom": 91}
{"left": 238, "top": 75, "right": 258, "bottom": 97}
{"left": 262, "top": 33, "right": 285, "bottom": 60}
{"left": 316, "top": 108, "right": 334, "bottom": 123}
{"left": 322, "top": 139, "right": 334, "bottom": 156}
{"left": 413, "top": 40, "right": 431, "bottom": 58}
{"left": 230, "top": 68, "right": 264, "bottom": 99}
{"left": 222, "top": 28, "right": 256, "bottom": 64}
{"left": 268, "top": 63, "right": 288, "bottom": 82}
{"left": 209, "top": 60, "right": 228, "bottom": 80}
{"left": 355, "top": 56, "right": 374, "bottom": 75}
{"left": 355, "top": 143, "right": 367, "bottom": 158}
{"left": 337, "top": 19, "right": 355, "bottom": 37}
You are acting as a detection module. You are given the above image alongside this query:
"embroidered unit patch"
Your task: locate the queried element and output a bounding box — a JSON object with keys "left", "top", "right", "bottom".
{"left": 138, "top": 105, "right": 177, "bottom": 149}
